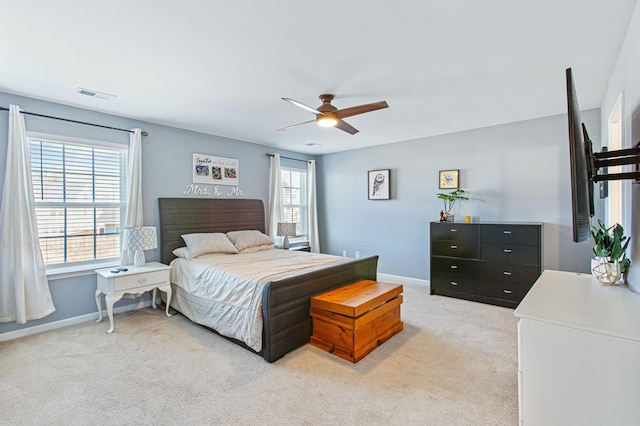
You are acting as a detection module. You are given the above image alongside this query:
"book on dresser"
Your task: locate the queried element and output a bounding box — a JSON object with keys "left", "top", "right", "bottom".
{"left": 429, "top": 222, "right": 543, "bottom": 308}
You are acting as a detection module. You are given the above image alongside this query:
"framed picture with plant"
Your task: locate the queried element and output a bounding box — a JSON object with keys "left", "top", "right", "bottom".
{"left": 439, "top": 169, "right": 459, "bottom": 189}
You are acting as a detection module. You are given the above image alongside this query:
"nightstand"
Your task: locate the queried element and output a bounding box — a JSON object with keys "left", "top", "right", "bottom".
{"left": 95, "top": 262, "right": 172, "bottom": 334}
{"left": 288, "top": 245, "right": 311, "bottom": 252}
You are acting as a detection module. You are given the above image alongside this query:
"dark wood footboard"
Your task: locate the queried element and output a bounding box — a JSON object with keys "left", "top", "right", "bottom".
{"left": 261, "top": 255, "right": 379, "bottom": 363}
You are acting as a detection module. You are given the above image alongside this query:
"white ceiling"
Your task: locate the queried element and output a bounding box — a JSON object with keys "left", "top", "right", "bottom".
{"left": 1, "top": 1, "right": 637, "bottom": 154}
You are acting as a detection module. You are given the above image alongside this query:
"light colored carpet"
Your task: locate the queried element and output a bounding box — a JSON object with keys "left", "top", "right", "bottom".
{"left": 0, "top": 283, "right": 519, "bottom": 425}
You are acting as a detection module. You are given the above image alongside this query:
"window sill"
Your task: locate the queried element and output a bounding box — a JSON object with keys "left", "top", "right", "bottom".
{"left": 46, "top": 259, "right": 120, "bottom": 281}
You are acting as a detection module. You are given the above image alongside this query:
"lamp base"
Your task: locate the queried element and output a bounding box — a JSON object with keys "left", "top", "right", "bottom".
{"left": 282, "top": 236, "right": 290, "bottom": 250}
{"left": 133, "top": 249, "right": 146, "bottom": 267}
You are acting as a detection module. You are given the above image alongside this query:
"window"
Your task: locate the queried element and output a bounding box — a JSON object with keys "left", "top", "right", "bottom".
{"left": 29, "top": 134, "right": 127, "bottom": 266}
{"left": 281, "top": 166, "right": 308, "bottom": 242}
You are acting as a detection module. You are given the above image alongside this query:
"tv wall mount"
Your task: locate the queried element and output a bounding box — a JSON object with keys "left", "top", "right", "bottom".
{"left": 583, "top": 124, "right": 640, "bottom": 183}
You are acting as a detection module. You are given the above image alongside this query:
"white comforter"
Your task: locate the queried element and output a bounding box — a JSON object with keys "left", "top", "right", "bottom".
{"left": 170, "top": 249, "right": 350, "bottom": 351}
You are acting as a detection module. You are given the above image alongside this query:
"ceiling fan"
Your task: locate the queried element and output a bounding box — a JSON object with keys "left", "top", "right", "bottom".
{"left": 278, "top": 94, "right": 389, "bottom": 135}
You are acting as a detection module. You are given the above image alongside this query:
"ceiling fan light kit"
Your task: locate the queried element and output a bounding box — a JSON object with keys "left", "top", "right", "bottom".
{"left": 317, "top": 114, "right": 337, "bottom": 127}
{"left": 280, "top": 94, "right": 388, "bottom": 135}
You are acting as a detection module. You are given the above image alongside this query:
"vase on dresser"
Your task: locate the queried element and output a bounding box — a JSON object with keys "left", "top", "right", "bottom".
{"left": 591, "top": 258, "right": 621, "bottom": 286}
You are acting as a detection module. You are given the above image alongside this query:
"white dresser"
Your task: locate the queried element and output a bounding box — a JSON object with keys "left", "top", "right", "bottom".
{"left": 514, "top": 270, "right": 640, "bottom": 425}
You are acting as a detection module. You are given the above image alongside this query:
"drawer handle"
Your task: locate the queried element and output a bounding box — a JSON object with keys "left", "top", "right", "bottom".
{"left": 503, "top": 249, "right": 512, "bottom": 253}
{"left": 450, "top": 229, "right": 458, "bottom": 232}
{"left": 503, "top": 230, "right": 512, "bottom": 234}
{"left": 503, "top": 271, "right": 512, "bottom": 276}
{"left": 450, "top": 281, "right": 458, "bottom": 286}
{"left": 450, "top": 265, "right": 458, "bottom": 269}
{"left": 137, "top": 277, "right": 148, "bottom": 284}
{"left": 503, "top": 289, "right": 512, "bottom": 294}
{"left": 450, "top": 245, "right": 458, "bottom": 249}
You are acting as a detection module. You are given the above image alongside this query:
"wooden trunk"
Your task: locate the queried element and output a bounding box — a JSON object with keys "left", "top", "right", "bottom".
{"left": 310, "top": 280, "right": 403, "bottom": 363}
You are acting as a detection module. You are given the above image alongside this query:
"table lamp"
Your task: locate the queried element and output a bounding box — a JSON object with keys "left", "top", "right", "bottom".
{"left": 124, "top": 226, "right": 158, "bottom": 267}
{"left": 277, "top": 222, "right": 297, "bottom": 249}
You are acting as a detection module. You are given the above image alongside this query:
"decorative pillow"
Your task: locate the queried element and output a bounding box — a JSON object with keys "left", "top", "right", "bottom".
{"left": 239, "top": 243, "right": 274, "bottom": 254}
{"left": 181, "top": 233, "right": 239, "bottom": 258}
{"left": 226, "top": 230, "right": 274, "bottom": 252}
{"left": 172, "top": 247, "right": 192, "bottom": 259}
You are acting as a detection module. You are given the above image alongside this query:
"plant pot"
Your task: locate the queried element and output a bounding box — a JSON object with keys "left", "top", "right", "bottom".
{"left": 591, "top": 258, "right": 621, "bottom": 286}
{"left": 445, "top": 214, "right": 454, "bottom": 223}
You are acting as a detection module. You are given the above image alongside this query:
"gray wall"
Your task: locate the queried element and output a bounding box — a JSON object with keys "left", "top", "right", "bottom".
{"left": 317, "top": 109, "right": 602, "bottom": 280}
{"left": 600, "top": 0, "right": 640, "bottom": 293}
{"left": 0, "top": 92, "right": 313, "bottom": 334}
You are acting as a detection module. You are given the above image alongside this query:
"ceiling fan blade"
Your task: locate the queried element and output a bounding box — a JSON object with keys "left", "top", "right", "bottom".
{"left": 282, "top": 98, "right": 322, "bottom": 115}
{"left": 277, "top": 119, "right": 315, "bottom": 131}
{"left": 335, "top": 101, "right": 389, "bottom": 119}
{"left": 335, "top": 119, "right": 359, "bottom": 135}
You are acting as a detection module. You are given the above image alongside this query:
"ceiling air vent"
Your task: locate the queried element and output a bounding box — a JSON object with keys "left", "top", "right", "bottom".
{"left": 77, "top": 87, "right": 115, "bottom": 100}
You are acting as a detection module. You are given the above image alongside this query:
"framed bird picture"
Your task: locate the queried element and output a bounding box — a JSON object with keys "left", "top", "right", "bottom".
{"left": 368, "top": 169, "right": 390, "bottom": 200}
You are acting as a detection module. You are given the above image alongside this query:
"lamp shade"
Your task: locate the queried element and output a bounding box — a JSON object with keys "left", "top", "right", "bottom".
{"left": 277, "top": 222, "right": 297, "bottom": 237}
{"left": 124, "top": 226, "right": 158, "bottom": 251}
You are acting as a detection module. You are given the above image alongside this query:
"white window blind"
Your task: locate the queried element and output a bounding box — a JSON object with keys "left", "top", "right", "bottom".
{"left": 281, "top": 167, "right": 308, "bottom": 241}
{"left": 30, "top": 137, "right": 127, "bottom": 265}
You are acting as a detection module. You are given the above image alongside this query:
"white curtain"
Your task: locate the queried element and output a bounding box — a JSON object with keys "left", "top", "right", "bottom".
{"left": 307, "top": 160, "right": 320, "bottom": 252}
{"left": 268, "top": 154, "right": 283, "bottom": 246}
{"left": 120, "top": 128, "right": 143, "bottom": 266}
{"left": 0, "top": 105, "right": 55, "bottom": 323}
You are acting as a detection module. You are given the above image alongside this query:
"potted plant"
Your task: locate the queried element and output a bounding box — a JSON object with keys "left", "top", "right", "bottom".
{"left": 436, "top": 189, "right": 469, "bottom": 222}
{"left": 590, "top": 219, "right": 631, "bottom": 285}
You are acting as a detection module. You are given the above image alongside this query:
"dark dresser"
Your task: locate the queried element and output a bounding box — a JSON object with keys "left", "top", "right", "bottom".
{"left": 430, "top": 222, "right": 543, "bottom": 308}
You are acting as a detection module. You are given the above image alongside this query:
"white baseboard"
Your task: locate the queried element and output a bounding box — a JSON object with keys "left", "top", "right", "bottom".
{"left": 0, "top": 299, "right": 153, "bottom": 342}
{"left": 377, "top": 273, "right": 430, "bottom": 289}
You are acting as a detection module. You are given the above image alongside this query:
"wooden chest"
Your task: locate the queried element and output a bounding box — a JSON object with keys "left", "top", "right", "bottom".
{"left": 310, "top": 280, "right": 403, "bottom": 363}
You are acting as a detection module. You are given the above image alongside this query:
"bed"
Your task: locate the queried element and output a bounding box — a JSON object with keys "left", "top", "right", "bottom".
{"left": 158, "top": 198, "right": 378, "bottom": 362}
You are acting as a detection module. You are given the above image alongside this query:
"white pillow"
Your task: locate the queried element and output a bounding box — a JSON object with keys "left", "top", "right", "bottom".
{"left": 239, "top": 244, "right": 274, "bottom": 254}
{"left": 226, "top": 230, "right": 274, "bottom": 252}
{"left": 181, "top": 233, "right": 239, "bottom": 257}
{"left": 172, "top": 247, "right": 192, "bottom": 259}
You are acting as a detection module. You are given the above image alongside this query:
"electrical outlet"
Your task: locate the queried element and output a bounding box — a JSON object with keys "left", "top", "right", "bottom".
{"left": 355, "top": 251, "right": 360, "bottom": 259}
{"left": 342, "top": 250, "right": 347, "bottom": 256}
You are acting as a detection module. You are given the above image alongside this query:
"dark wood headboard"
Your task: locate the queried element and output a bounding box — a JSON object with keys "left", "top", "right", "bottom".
{"left": 158, "top": 198, "right": 266, "bottom": 264}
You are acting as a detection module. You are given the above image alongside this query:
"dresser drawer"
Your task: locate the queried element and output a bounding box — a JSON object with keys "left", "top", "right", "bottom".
{"left": 431, "top": 257, "right": 481, "bottom": 277}
{"left": 485, "top": 281, "right": 532, "bottom": 302}
{"left": 480, "top": 224, "right": 540, "bottom": 246}
{"left": 481, "top": 242, "right": 540, "bottom": 265}
{"left": 431, "top": 273, "right": 482, "bottom": 295}
{"left": 113, "top": 270, "right": 169, "bottom": 292}
{"left": 483, "top": 261, "right": 541, "bottom": 285}
{"left": 431, "top": 239, "right": 480, "bottom": 258}
{"left": 430, "top": 223, "right": 478, "bottom": 245}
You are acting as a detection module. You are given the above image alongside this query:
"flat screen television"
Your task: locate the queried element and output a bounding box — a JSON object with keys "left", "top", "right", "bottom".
{"left": 566, "top": 68, "right": 595, "bottom": 243}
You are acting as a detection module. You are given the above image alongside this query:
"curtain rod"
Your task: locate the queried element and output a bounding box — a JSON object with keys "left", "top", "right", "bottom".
{"left": 0, "top": 106, "right": 149, "bottom": 136}
{"left": 266, "top": 153, "right": 313, "bottom": 163}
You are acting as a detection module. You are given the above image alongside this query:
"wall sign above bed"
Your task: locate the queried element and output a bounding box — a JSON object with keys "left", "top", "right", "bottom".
{"left": 183, "top": 184, "right": 243, "bottom": 197}
{"left": 193, "top": 153, "right": 239, "bottom": 186}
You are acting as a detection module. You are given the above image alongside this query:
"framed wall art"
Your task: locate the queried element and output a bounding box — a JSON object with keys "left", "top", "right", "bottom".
{"left": 368, "top": 169, "right": 390, "bottom": 200}
{"left": 439, "top": 169, "right": 459, "bottom": 189}
{"left": 193, "top": 153, "right": 239, "bottom": 186}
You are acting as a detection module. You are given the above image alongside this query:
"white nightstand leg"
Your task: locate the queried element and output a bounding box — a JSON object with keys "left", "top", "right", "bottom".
{"left": 151, "top": 288, "right": 158, "bottom": 309}
{"left": 105, "top": 294, "right": 122, "bottom": 334}
{"left": 95, "top": 290, "right": 104, "bottom": 323}
{"left": 161, "top": 285, "right": 172, "bottom": 317}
